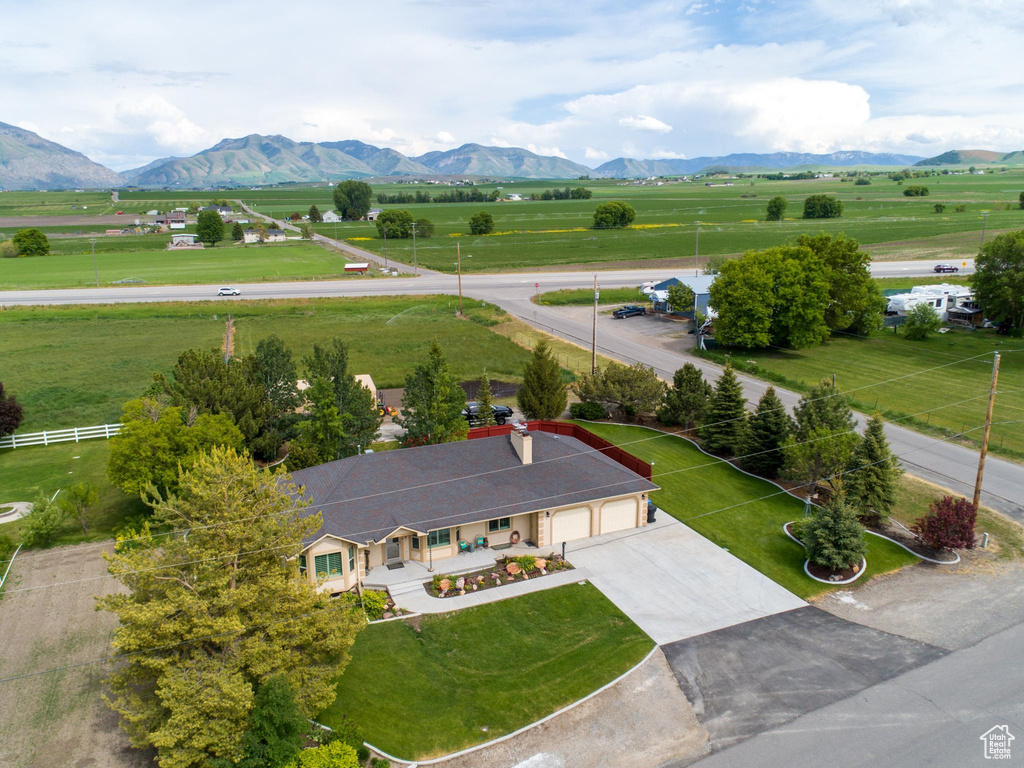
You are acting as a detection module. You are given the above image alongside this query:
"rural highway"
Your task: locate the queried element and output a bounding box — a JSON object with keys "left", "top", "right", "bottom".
{"left": 2, "top": 256, "right": 1015, "bottom": 521}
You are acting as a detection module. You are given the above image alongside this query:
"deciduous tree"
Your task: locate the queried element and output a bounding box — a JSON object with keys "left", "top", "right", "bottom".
{"left": 12, "top": 227, "right": 49, "bottom": 256}
{"left": 0, "top": 381, "right": 24, "bottom": 437}
{"left": 573, "top": 362, "right": 664, "bottom": 421}
{"left": 397, "top": 341, "right": 469, "bottom": 446}
{"left": 795, "top": 233, "right": 885, "bottom": 334}
{"left": 667, "top": 283, "right": 695, "bottom": 313}
{"left": 302, "top": 339, "right": 381, "bottom": 457}
{"left": 19, "top": 491, "right": 66, "bottom": 547}
{"left": 970, "top": 229, "right": 1024, "bottom": 331}
{"left": 59, "top": 481, "right": 98, "bottom": 534}
{"left": 196, "top": 210, "right": 225, "bottom": 246}
{"left": 414, "top": 218, "right": 434, "bottom": 238}
{"left": 802, "top": 194, "right": 843, "bottom": 219}
{"left": 468, "top": 211, "right": 494, "bottom": 235}
{"left": 765, "top": 196, "right": 787, "bottom": 221}
{"left": 912, "top": 496, "right": 977, "bottom": 550}
{"left": 375, "top": 209, "right": 414, "bottom": 238}
{"left": 592, "top": 201, "right": 636, "bottom": 229}
{"left": 740, "top": 387, "right": 792, "bottom": 478}
{"left": 845, "top": 414, "right": 901, "bottom": 526}
{"left": 332, "top": 180, "right": 373, "bottom": 220}
{"left": 518, "top": 339, "right": 568, "bottom": 419}
{"left": 657, "top": 363, "right": 711, "bottom": 431}
{"left": 698, "top": 363, "right": 748, "bottom": 455}
{"left": 98, "top": 447, "right": 364, "bottom": 768}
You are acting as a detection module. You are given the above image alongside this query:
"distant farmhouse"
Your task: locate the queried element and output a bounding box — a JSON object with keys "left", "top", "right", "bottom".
{"left": 243, "top": 228, "right": 287, "bottom": 244}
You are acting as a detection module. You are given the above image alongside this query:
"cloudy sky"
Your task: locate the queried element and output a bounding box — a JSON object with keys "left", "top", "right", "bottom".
{"left": 3, "top": 0, "right": 1023, "bottom": 171}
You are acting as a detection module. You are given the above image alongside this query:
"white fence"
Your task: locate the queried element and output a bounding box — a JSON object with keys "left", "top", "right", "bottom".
{"left": 0, "top": 423, "right": 122, "bottom": 450}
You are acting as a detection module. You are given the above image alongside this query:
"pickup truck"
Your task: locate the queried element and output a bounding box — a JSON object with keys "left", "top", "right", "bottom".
{"left": 612, "top": 305, "right": 648, "bottom": 319}
{"left": 462, "top": 402, "right": 514, "bottom": 426}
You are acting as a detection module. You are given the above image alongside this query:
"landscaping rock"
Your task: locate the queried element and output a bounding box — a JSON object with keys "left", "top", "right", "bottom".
{"left": 506, "top": 562, "right": 521, "bottom": 575}
{"left": 439, "top": 578, "right": 451, "bottom": 592}
{"left": 456, "top": 576, "right": 466, "bottom": 590}
{"left": 382, "top": 611, "right": 393, "bottom": 619}
{"left": 535, "top": 558, "right": 547, "bottom": 571}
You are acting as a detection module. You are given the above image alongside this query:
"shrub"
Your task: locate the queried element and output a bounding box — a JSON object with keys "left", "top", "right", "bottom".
{"left": 371, "top": 759, "right": 391, "bottom": 768}
{"left": 360, "top": 589, "right": 388, "bottom": 620}
{"left": 903, "top": 185, "right": 930, "bottom": 196}
{"left": 287, "top": 741, "right": 359, "bottom": 768}
{"left": 803, "top": 496, "right": 866, "bottom": 571}
{"left": 903, "top": 301, "right": 942, "bottom": 340}
{"left": 0, "top": 240, "right": 16, "bottom": 258}
{"left": 19, "top": 492, "right": 66, "bottom": 548}
{"left": 955, "top": 204, "right": 966, "bottom": 212}
{"left": 468, "top": 211, "right": 494, "bottom": 235}
{"left": 934, "top": 203, "right": 946, "bottom": 213}
{"left": 569, "top": 401, "right": 606, "bottom": 420}
{"left": 356, "top": 745, "right": 371, "bottom": 762}
{"left": 0, "top": 533, "right": 15, "bottom": 565}
{"left": 912, "top": 496, "right": 977, "bottom": 550}
{"left": 787, "top": 519, "right": 807, "bottom": 542}
{"left": 854, "top": 177, "right": 871, "bottom": 185}
{"left": 512, "top": 555, "right": 539, "bottom": 573}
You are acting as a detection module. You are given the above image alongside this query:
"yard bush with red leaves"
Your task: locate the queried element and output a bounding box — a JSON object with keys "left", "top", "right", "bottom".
{"left": 912, "top": 496, "right": 977, "bottom": 551}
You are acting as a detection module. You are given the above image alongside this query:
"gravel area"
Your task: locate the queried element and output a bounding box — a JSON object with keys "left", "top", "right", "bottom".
{"left": 816, "top": 554, "right": 1024, "bottom": 651}
{"left": 0, "top": 542, "right": 150, "bottom": 768}
{"left": 432, "top": 648, "right": 709, "bottom": 768}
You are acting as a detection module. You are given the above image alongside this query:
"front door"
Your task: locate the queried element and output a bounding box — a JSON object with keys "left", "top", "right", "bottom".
{"left": 386, "top": 537, "right": 402, "bottom": 563}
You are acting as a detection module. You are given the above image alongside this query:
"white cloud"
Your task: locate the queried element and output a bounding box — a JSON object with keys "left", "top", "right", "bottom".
{"left": 436, "top": 131, "right": 456, "bottom": 144}
{"left": 584, "top": 146, "right": 609, "bottom": 160}
{"left": 113, "top": 96, "right": 210, "bottom": 153}
{"left": 526, "top": 144, "right": 568, "bottom": 158}
{"left": 618, "top": 115, "right": 674, "bottom": 133}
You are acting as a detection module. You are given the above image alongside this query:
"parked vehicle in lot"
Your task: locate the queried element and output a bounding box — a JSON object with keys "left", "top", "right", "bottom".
{"left": 933, "top": 263, "right": 959, "bottom": 273}
{"left": 462, "top": 401, "right": 514, "bottom": 426}
{"left": 217, "top": 287, "right": 241, "bottom": 296}
{"left": 612, "top": 305, "right": 648, "bottom": 319}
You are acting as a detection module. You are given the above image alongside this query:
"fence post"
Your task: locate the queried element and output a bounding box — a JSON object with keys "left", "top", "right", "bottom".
{"left": 74, "top": 427, "right": 80, "bottom": 443}
{"left": 105, "top": 424, "right": 111, "bottom": 438}
{"left": 43, "top": 430, "right": 48, "bottom": 446}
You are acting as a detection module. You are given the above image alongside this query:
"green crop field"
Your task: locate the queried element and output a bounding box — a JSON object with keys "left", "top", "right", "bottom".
{"left": 178, "top": 173, "right": 1024, "bottom": 273}
{"left": 696, "top": 326, "right": 1024, "bottom": 459}
{"left": 0, "top": 190, "right": 119, "bottom": 217}
{"left": 0, "top": 236, "right": 374, "bottom": 289}
{"left": 0, "top": 296, "right": 531, "bottom": 431}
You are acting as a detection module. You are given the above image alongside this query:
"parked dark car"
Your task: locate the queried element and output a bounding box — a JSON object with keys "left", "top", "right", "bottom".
{"left": 933, "top": 263, "right": 959, "bottom": 273}
{"left": 462, "top": 401, "right": 514, "bottom": 426}
{"left": 612, "top": 305, "right": 648, "bottom": 319}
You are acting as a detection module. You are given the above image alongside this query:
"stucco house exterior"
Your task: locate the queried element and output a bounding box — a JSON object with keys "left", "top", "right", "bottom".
{"left": 288, "top": 423, "right": 658, "bottom": 594}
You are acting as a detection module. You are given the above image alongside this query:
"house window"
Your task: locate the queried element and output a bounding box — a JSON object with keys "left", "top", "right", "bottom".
{"left": 427, "top": 529, "right": 451, "bottom": 548}
{"left": 299, "top": 555, "right": 307, "bottom": 575}
{"left": 488, "top": 517, "right": 511, "bottom": 533}
{"left": 347, "top": 545, "right": 355, "bottom": 572}
{"left": 314, "top": 552, "right": 343, "bottom": 578}
{"left": 411, "top": 536, "right": 420, "bottom": 550}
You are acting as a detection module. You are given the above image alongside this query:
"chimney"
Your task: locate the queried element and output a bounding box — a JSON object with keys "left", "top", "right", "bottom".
{"left": 510, "top": 425, "right": 533, "bottom": 465}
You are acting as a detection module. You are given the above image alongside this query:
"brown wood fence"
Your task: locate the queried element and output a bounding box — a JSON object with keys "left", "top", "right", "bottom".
{"left": 467, "top": 420, "right": 652, "bottom": 481}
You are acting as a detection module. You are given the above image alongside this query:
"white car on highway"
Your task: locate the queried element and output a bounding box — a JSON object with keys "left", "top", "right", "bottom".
{"left": 217, "top": 287, "right": 241, "bottom": 296}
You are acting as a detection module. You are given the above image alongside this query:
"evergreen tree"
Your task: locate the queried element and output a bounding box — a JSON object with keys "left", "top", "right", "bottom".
{"left": 235, "top": 676, "right": 307, "bottom": 768}
{"left": 804, "top": 494, "right": 866, "bottom": 571}
{"left": 699, "top": 363, "right": 748, "bottom": 455}
{"left": 784, "top": 379, "right": 860, "bottom": 494}
{"left": 303, "top": 339, "right": 382, "bottom": 457}
{"left": 231, "top": 222, "right": 245, "bottom": 241}
{"left": 740, "top": 387, "right": 792, "bottom": 478}
{"left": 658, "top": 363, "right": 711, "bottom": 431}
{"left": 397, "top": 341, "right": 469, "bottom": 446}
{"left": 517, "top": 339, "right": 567, "bottom": 419}
{"left": 98, "top": 448, "right": 364, "bottom": 768}
{"left": 845, "top": 413, "right": 902, "bottom": 526}
{"left": 308, "top": 204, "right": 323, "bottom": 223}
{"left": 476, "top": 373, "right": 497, "bottom": 426}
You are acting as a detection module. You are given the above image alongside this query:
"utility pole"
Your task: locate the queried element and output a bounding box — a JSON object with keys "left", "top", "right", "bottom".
{"left": 694, "top": 221, "right": 701, "bottom": 276}
{"left": 89, "top": 238, "right": 98, "bottom": 286}
{"left": 456, "top": 242, "right": 464, "bottom": 316}
{"left": 411, "top": 220, "right": 418, "bottom": 275}
{"left": 591, "top": 275, "right": 599, "bottom": 374}
{"left": 383, "top": 227, "right": 389, "bottom": 270}
{"left": 973, "top": 351, "right": 1001, "bottom": 509}
{"left": 980, "top": 212, "right": 990, "bottom": 248}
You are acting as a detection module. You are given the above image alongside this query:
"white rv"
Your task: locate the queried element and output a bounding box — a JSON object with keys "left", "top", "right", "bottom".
{"left": 886, "top": 283, "right": 974, "bottom": 320}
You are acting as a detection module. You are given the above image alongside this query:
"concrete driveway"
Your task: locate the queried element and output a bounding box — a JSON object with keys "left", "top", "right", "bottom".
{"left": 566, "top": 516, "right": 805, "bottom": 645}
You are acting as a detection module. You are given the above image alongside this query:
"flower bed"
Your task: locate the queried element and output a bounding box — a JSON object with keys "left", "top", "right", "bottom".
{"left": 426, "top": 554, "right": 574, "bottom": 598}
{"left": 361, "top": 588, "right": 410, "bottom": 620}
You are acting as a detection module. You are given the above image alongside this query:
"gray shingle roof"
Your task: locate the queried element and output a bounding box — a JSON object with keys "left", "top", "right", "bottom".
{"left": 290, "top": 432, "right": 658, "bottom": 546}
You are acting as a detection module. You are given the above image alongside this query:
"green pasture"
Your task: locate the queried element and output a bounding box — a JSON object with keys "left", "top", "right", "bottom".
{"left": 0, "top": 237, "right": 371, "bottom": 289}
{"left": 0, "top": 296, "right": 531, "bottom": 431}
{"left": 696, "top": 327, "right": 1024, "bottom": 459}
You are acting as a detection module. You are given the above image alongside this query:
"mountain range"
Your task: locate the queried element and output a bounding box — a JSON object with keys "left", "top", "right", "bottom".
{"left": 3, "top": 120, "right": 1020, "bottom": 190}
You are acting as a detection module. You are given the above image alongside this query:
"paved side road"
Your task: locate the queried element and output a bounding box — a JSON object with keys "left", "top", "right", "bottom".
{"left": 688, "top": 619, "right": 1024, "bottom": 768}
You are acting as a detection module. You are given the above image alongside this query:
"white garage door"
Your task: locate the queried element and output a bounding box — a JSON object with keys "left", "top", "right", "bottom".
{"left": 551, "top": 506, "right": 591, "bottom": 544}
{"left": 601, "top": 498, "right": 638, "bottom": 534}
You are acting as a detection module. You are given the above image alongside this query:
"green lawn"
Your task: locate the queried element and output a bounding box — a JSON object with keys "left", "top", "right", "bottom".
{"left": 320, "top": 583, "right": 652, "bottom": 760}
{"left": 0, "top": 296, "right": 532, "bottom": 432}
{"left": 577, "top": 422, "right": 918, "bottom": 598}
{"left": 0, "top": 440, "right": 144, "bottom": 546}
{"left": 0, "top": 238, "right": 373, "bottom": 289}
{"left": 534, "top": 286, "right": 644, "bottom": 306}
{"left": 695, "top": 326, "right": 1024, "bottom": 459}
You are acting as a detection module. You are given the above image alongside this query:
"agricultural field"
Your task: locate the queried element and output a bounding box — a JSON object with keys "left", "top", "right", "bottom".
{"left": 0, "top": 296, "right": 532, "bottom": 432}
{"left": 696, "top": 325, "right": 1024, "bottom": 460}
{"left": 0, "top": 190, "right": 119, "bottom": 217}
{"left": 115, "top": 173, "right": 1024, "bottom": 273}
{"left": 0, "top": 236, "right": 369, "bottom": 289}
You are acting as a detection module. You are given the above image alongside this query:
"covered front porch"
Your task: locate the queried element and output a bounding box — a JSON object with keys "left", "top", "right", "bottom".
{"left": 363, "top": 539, "right": 541, "bottom": 589}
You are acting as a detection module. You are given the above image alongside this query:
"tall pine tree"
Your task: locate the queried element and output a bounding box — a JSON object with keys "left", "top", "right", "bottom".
{"left": 398, "top": 341, "right": 468, "bottom": 446}
{"left": 845, "top": 413, "right": 902, "bottom": 526}
{"left": 740, "top": 386, "right": 792, "bottom": 478}
{"left": 658, "top": 363, "right": 711, "bottom": 431}
{"left": 804, "top": 494, "right": 866, "bottom": 571}
{"left": 476, "top": 372, "right": 497, "bottom": 426}
{"left": 517, "top": 339, "right": 567, "bottom": 419}
{"left": 699, "top": 363, "right": 748, "bottom": 455}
